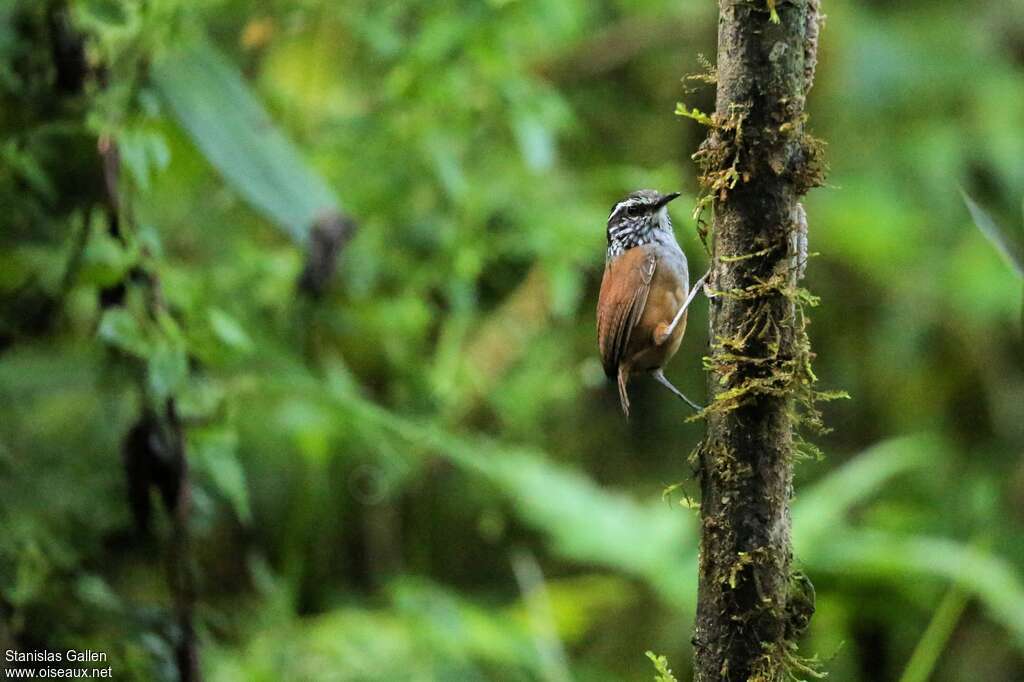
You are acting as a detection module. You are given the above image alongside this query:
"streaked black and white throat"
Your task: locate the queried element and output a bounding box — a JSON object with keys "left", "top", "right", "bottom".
{"left": 605, "top": 196, "right": 681, "bottom": 261}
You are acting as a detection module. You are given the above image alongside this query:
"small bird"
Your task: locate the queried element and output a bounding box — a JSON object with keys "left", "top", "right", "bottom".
{"left": 596, "top": 189, "right": 707, "bottom": 418}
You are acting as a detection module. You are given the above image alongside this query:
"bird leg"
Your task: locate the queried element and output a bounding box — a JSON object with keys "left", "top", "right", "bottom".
{"left": 656, "top": 267, "right": 711, "bottom": 345}
{"left": 616, "top": 365, "right": 632, "bottom": 419}
{"left": 652, "top": 369, "right": 702, "bottom": 411}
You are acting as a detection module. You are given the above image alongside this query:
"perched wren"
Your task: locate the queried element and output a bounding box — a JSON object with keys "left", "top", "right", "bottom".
{"left": 596, "top": 189, "right": 707, "bottom": 418}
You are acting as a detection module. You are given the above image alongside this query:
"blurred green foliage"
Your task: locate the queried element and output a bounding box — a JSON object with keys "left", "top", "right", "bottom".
{"left": 2, "top": 0, "right": 1024, "bottom": 680}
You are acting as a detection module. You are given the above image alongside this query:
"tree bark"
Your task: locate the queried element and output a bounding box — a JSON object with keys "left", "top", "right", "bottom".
{"left": 693, "top": 2, "right": 822, "bottom": 680}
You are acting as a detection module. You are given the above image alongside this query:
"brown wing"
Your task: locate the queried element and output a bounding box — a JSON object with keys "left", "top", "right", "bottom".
{"left": 597, "top": 247, "right": 657, "bottom": 378}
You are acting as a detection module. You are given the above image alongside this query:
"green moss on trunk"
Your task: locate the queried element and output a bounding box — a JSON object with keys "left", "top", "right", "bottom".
{"left": 692, "top": 1, "right": 825, "bottom": 680}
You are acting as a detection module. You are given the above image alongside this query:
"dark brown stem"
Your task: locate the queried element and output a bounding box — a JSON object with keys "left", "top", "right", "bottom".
{"left": 297, "top": 212, "right": 358, "bottom": 298}
{"left": 167, "top": 402, "right": 200, "bottom": 682}
{"left": 693, "top": 2, "right": 822, "bottom": 680}
{"left": 101, "top": 138, "right": 202, "bottom": 682}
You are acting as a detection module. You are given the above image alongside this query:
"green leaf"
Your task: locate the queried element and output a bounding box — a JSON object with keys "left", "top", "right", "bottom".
{"left": 97, "top": 308, "right": 150, "bottom": 357}
{"left": 793, "top": 435, "right": 937, "bottom": 544}
{"left": 152, "top": 36, "right": 340, "bottom": 243}
{"left": 146, "top": 339, "right": 187, "bottom": 401}
{"left": 674, "top": 102, "right": 714, "bottom": 126}
{"left": 117, "top": 125, "right": 171, "bottom": 191}
{"left": 900, "top": 583, "right": 970, "bottom": 682}
{"left": 646, "top": 651, "right": 679, "bottom": 682}
{"left": 808, "top": 529, "right": 1024, "bottom": 647}
{"left": 1, "top": 141, "right": 56, "bottom": 199}
{"left": 962, "top": 190, "right": 1024, "bottom": 279}
{"left": 426, "top": 135, "right": 467, "bottom": 199}
{"left": 207, "top": 308, "right": 254, "bottom": 355}
{"left": 189, "top": 427, "right": 251, "bottom": 523}
{"left": 80, "top": 225, "right": 136, "bottom": 288}
{"left": 176, "top": 377, "right": 226, "bottom": 421}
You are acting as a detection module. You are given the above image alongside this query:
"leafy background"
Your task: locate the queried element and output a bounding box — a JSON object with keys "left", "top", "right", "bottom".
{"left": 2, "top": 0, "right": 1023, "bottom": 680}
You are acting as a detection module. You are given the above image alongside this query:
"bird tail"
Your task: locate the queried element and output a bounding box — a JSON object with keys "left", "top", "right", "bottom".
{"left": 617, "top": 366, "right": 631, "bottom": 419}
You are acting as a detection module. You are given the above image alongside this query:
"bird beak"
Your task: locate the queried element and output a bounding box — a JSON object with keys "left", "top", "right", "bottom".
{"left": 655, "top": 192, "right": 682, "bottom": 209}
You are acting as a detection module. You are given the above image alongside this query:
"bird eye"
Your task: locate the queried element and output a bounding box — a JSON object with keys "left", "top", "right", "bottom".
{"left": 626, "top": 204, "right": 642, "bottom": 217}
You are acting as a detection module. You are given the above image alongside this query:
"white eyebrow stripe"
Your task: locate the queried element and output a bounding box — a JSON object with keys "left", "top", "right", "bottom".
{"left": 609, "top": 199, "right": 639, "bottom": 223}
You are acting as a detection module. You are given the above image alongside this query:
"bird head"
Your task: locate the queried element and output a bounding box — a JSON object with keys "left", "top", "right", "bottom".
{"left": 605, "top": 189, "right": 681, "bottom": 254}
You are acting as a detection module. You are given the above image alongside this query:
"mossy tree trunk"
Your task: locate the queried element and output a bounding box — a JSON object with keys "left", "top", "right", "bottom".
{"left": 693, "top": 1, "right": 822, "bottom": 680}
